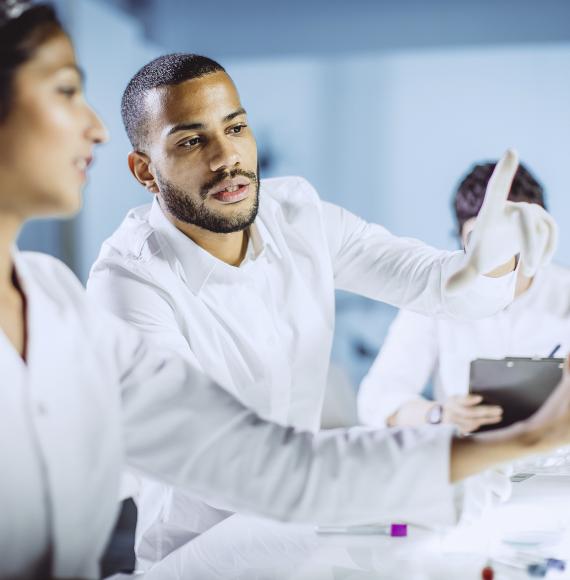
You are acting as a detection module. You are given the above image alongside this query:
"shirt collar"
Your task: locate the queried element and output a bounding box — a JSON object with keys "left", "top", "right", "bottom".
{"left": 148, "top": 198, "right": 281, "bottom": 295}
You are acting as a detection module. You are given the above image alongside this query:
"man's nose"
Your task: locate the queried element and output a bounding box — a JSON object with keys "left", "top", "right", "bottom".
{"left": 209, "top": 138, "right": 240, "bottom": 173}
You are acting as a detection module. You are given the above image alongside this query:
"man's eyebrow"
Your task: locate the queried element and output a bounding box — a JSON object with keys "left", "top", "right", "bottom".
{"left": 224, "top": 107, "right": 247, "bottom": 122}
{"left": 167, "top": 122, "right": 205, "bottom": 136}
{"left": 167, "top": 108, "right": 247, "bottom": 137}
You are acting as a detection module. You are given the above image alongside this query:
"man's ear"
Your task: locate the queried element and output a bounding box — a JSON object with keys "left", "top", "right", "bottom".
{"left": 128, "top": 151, "right": 159, "bottom": 194}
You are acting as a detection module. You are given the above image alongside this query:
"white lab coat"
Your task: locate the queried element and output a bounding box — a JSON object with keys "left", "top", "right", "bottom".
{"left": 358, "top": 263, "right": 570, "bottom": 426}
{"left": 2, "top": 250, "right": 463, "bottom": 580}
{"left": 87, "top": 176, "right": 517, "bottom": 565}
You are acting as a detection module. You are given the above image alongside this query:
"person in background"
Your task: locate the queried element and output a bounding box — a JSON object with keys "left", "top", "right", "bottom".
{"left": 6, "top": 4, "right": 570, "bottom": 578}
{"left": 358, "top": 162, "right": 570, "bottom": 434}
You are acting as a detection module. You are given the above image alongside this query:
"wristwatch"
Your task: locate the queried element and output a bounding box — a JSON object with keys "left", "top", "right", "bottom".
{"left": 426, "top": 403, "right": 444, "bottom": 425}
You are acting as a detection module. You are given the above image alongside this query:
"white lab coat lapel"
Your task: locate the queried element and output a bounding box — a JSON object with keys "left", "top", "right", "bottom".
{"left": 22, "top": 266, "right": 122, "bottom": 578}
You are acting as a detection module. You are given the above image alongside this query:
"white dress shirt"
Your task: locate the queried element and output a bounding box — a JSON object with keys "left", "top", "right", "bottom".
{"left": 1, "top": 250, "right": 469, "bottom": 579}
{"left": 87, "top": 176, "right": 517, "bottom": 565}
{"left": 358, "top": 263, "right": 570, "bottom": 426}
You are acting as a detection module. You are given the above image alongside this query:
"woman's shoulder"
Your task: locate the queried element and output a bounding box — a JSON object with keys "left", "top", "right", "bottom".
{"left": 17, "top": 251, "right": 87, "bottom": 307}
{"left": 18, "top": 251, "right": 138, "bottom": 352}
{"left": 19, "top": 251, "right": 82, "bottom": 286}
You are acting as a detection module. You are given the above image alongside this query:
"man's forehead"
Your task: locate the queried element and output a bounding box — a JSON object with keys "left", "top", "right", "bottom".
{"left": 144, "top": 72, "right": 242, "bottom": 124}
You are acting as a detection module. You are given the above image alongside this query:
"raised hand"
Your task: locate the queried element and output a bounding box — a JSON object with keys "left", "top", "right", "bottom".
{"left": 446, "top": 149, "right": 557, "bottom": 294}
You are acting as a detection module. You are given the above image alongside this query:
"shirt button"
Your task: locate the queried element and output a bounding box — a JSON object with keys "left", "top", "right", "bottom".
{"left": 36, "top": 402, "right": 48, "bottom": 416}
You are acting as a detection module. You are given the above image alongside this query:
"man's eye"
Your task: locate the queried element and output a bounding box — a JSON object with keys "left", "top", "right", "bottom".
{"left": 181, "top": 137, "right": 201, "bottom": 148}
{"left": 231, "top": 124, "right": 247, "bottom": 134}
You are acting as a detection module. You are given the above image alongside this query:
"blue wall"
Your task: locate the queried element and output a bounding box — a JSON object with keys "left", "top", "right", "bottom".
{"left": 118, "top": 0, "right": 570, "bottom": 59}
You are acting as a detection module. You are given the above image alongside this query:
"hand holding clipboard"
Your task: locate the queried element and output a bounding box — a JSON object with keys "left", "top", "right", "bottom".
{"left": 469, "top": 356, "right": 566, "bottom": 433}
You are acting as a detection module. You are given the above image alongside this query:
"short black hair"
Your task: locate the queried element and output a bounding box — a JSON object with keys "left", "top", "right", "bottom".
{"left": 453, "top": 161, "right": 547, "bottom": 236}
{"left": 121, "top": 53, "right": 226, "bottom": 150}
{"left": 0, "top": 3, "right": 64, "bottom": 122}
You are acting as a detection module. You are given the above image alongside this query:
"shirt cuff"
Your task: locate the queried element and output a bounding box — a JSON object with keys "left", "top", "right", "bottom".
{"left": 359, "top": 392, "right": 422, "bottom": 427}
{"left": 442, "top": 252, "right": 518, "bottom": 319}
{"left": 469, "top": 259, "right": 519, "bottom": 303}
{"left": 385, "top": 425, "right": 459, "bottom": 529}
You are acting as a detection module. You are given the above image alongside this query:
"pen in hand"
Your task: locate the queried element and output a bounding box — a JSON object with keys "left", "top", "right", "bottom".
{"left": 548, "top": 344, "right": 561, "bottom": 358}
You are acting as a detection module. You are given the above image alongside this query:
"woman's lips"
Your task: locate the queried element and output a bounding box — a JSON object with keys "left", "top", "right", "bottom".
{"left": 73, "top": 156, "right": 93, "bottom": 180}
{"left": 211, "top": 183, "right": 250, "bottom": 204}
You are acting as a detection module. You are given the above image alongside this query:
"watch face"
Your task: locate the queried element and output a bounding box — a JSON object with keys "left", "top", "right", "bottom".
{"left": 428, "top": 404, "right": 443, "bottom": 425}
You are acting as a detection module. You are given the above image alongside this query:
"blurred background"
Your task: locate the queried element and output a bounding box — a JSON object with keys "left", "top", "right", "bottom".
{"left": 21, "top": 0, "right": 570, "bottom": 390}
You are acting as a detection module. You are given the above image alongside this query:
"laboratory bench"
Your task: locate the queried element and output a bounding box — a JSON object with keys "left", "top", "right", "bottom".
{"left": 113, "top": 472, "right": 570, "bottom": 580}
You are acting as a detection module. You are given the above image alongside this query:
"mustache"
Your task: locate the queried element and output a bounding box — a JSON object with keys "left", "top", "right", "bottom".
{"left": 200, "top": 169, "right": 258, "bottom": 200}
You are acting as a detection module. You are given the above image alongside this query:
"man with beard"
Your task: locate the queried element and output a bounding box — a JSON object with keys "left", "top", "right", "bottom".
{"left": 87, "top": 53, "right": 556, "bottom": 569}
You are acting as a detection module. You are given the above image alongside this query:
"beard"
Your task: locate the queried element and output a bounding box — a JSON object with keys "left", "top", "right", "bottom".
{"left": 156, "top": 166, "right": 260, "bottom": 234}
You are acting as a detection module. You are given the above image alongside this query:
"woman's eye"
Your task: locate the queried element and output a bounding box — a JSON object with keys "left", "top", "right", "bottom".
{"left": 58, "top": 86, "right": 79, "bottom": 98}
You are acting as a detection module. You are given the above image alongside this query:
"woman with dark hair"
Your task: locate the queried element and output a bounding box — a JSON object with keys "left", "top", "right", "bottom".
{"left": 2, "top": 3, "right": 570, "bottom": 579}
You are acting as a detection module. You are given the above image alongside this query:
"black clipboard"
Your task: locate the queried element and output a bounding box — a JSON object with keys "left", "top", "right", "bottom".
{"left": 469, "top": 357, "right": 564, "bottom": 433}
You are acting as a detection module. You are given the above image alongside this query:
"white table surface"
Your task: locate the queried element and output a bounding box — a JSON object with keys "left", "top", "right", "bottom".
{"left": 118, "top": 473, "right": 570, "bottom": 580}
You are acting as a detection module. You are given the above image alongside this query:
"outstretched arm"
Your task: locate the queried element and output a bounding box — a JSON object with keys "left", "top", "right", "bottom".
{"left": 103, "top": 306, "right": 570, "bottom": 527}
{"left": 117, "top": 323, "right": 458, "bottom": 527}
{"left": 322, "top": 150, "right": 556, "bottom": 319}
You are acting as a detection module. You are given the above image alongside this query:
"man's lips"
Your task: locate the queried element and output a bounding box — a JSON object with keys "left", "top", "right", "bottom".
{"left": 211, "top": 183, "right": 250, "bottom": 204}
{"left": 209, "top": 177, "right": 252, "bottom": 204}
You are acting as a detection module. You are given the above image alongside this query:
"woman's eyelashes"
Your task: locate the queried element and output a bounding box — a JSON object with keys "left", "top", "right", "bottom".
{"left": 57, "top": 85, "right": 80, "bottom": 98}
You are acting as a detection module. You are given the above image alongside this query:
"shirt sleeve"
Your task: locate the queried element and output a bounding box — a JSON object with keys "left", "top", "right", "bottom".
{"left": 95, "top": 307, "right": 458, "bottom": 528}
{"left": 358, "top": 310, "right": 439, "bottom": 426}
{"left": 321, "top": 199, "right": 516, "bottom": 319}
